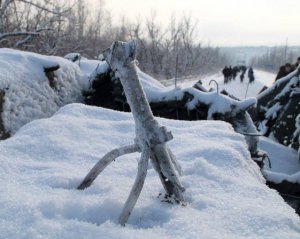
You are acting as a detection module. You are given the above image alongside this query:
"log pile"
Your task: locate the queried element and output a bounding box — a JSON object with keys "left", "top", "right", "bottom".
{"left": 251, "top": 68, "right": 300, "bottom": 150}
{"left": 84, "top": 55, "right": 259, "bottom": 156}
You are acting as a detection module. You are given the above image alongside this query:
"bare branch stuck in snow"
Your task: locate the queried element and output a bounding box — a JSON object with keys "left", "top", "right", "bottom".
{"left": 78, "top": 144, "right": 140, "bottom": 190}
{"left": 78, "top": 40, "right": 185, "bottom": 225}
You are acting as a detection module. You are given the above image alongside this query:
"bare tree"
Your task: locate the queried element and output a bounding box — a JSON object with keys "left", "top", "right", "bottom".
{"left": 1, "top": 0, "right": 230, "bottom": 77}
{"left": 0, "top": 0, "right": 74, "bottom": 52}
{"left": 251, "top": 46, "right": 297, "bottom": 73}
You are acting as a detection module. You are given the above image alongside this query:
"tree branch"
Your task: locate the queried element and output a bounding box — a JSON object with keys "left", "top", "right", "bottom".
{"left": 78, "top": 144, "right": 140, "bottom": 190}
{"left": 17, "top": 0, "right": 71, "bottom": 15}
{"left": 118, "top": 148, "right": 150, "bottom": 226}
{"left": 0, "top": 31, "right": 39, "bottom": 39}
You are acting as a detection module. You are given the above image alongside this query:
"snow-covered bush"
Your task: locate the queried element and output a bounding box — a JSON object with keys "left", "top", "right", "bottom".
{"left": 0, "top": 48, "right": 84, "bottom": 138}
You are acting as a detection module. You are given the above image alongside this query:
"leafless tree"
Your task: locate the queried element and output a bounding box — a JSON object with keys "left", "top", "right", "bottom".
{"left": 0, "top": 0, "right": 75, "bottom": 53}
{"left": 251, "top": 46, "right": 297, "bottom": 73}
{"left": 1, "top": 0, "right": 230, "bottom": 78}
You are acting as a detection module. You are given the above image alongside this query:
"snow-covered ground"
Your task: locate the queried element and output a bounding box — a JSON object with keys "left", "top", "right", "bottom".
{"left": 0, "top": 104, "right": 299, "bottom": 239}
{"left": 167, "top": 69, "right": 276, "bottom": 99}
{"left": 260, "top": 137, "right": 300, "bottom": 184}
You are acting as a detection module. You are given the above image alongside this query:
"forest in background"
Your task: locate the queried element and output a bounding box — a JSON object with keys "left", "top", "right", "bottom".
{"left": 0, "top": 0, "right": 229, "bottom": 79}
{"left": 250, "top": 46, "right": 300, "bottom": 73}
{"left": 1, "top": 0, "right": 300, "bottom": 79}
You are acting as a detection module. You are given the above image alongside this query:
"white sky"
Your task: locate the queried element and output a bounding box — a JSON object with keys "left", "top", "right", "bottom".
{"left": 87, "top": 0, "right": 300, "bottom": 46}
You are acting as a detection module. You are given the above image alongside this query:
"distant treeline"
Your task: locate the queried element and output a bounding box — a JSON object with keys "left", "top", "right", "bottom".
{"left": 0, "top": 0, "right": 229, "bottom": 79}
{"left": 250, "top": 46, "right": 300, "bottom": 72}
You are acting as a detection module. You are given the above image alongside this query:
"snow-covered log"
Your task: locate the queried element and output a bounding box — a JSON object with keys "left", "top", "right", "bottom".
{"left": 0, "top": 49, "right": 84, "bottom": 139}
{"left": 293, "top": 114, "right": 300, "bottom": 161}
{"left": 85, "top": 62, "right": 259, "bottom": 155}
{"left": 253, "top": 67, "right": 300, "bottom": 148}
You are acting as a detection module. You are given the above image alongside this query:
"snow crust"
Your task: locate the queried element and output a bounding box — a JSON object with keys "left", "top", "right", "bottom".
{"left": 0, "top": 48, "right": 83, "bottom": 135}
{"left": 0, "top": 104, "right": 299, "bottom": 239}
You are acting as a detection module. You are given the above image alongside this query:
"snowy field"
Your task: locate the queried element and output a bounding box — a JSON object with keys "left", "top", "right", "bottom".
{"left": 165, "top": 70, "right": 276, "bottom": 99}
{"left": 0, "top": 104, "right": 299, "bottom": 239}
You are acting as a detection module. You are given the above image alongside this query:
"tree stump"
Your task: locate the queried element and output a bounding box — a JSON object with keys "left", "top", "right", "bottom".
{"left": 78, "top": 40, "right": 184, "bottom": 226}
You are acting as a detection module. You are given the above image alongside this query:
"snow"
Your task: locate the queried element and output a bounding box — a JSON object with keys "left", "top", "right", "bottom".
{"left": 170, "top": 70, "right": 276, "bottom": 100}
{"left": 260, "top": 137, "right": 300, "bottom": 184}
{"left": 184, "top": 88, "right": 256, "bottom": 118}
{"left": 264, "top": 102, "right": 281, "bottom": 120}
{"left": 0, "top": 48, "right": 83, "bottom": 135}
{"left": 0, "top": 103, "right": 299, "bottom": 239}
{"left": 63, "top": 53, "right": 110, "bottom": 91}
{"left": 137, "top": 68, "right": 165, "bottom": 89}
{"left": 64, "top": 52, "right": 82, "bottom": 62}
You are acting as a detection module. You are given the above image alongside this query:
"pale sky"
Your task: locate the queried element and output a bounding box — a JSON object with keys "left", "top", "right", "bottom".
{"left": 88, "top": 0, "right": 300, "bottom": 46}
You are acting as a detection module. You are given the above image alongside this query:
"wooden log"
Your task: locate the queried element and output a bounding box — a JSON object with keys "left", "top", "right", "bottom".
{"left": 0, "top": 90, "right": 10, "bottom": 140}
{"left": 44, "top": 65, "right": 60, "bottom": 88}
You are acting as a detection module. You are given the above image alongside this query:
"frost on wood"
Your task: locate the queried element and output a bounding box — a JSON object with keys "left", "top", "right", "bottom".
{"left": 78, "top": 40, "right": 184, "bottom": 225}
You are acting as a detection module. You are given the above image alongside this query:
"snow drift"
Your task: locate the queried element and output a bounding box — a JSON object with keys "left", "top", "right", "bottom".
{"left": 0, "top": 48, "right": 84, "bottom": 138}
{"left": 0, "top": 103, "right": 299, "bottom": 239}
